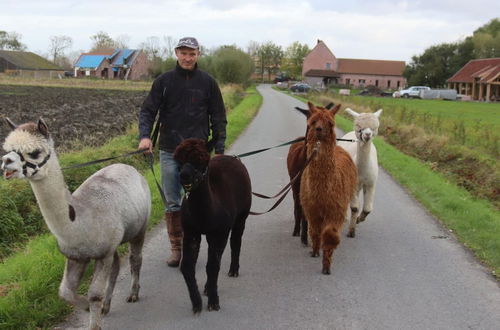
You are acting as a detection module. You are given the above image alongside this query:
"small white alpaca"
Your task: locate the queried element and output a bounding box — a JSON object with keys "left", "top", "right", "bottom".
{"left": 338, "top": 108, "right": 382, "bottom": 238}
{"left": 1, "top": 118, "right": 151, "bottom": 330}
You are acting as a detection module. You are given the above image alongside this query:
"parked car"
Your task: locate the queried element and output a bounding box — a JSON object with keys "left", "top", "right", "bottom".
{"left": 290, "top": 83, "right": 311, "bottom": 93}
{"left": 395, "top": 86, "right": 431, "bottom": 98}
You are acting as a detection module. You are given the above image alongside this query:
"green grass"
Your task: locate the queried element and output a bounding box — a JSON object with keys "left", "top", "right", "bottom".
{"left": 0, "top": 85, "right": 262, "bottom": 329}
{"left": 336, "top": 95, "right": 500, "bottom": 157}
{"left": 286, "top": 90, "right": 500, "bottom": 278}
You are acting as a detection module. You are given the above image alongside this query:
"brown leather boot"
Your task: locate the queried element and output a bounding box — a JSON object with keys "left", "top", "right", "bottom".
{"left": 165, "top": 211, "right": 183, "bottom": 267}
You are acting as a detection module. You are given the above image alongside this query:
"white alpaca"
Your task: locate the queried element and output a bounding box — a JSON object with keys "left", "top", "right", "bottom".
{"left": 338, "top": 108, "right": 382, "bottom": 238}
{"left": 1, "top": 118, "right": 151, "bottom": 330}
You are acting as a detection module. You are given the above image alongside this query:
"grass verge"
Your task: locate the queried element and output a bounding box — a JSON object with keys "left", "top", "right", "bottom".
{"left": 0, "top": 85, "right": 262, "bottom": 329}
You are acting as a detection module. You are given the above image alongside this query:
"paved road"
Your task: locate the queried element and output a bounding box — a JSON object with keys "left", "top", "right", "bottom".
{"left": 60, "top": 85, "right": 500, "bottom": 330}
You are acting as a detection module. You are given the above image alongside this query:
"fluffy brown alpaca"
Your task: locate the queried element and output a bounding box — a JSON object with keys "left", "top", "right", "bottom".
{"left": 299, "top": 102, "right": 357, "bottom": 274}
{"left": 287, "top": 102, "right": 334, "bottom": 246}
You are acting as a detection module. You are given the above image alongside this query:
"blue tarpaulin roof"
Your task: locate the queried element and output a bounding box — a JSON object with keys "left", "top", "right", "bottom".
{"left": 112, "top": 49, "right": 135, "bottom": 66}
{"left": 74, "top": 55, "right": 106, "bottom": 69}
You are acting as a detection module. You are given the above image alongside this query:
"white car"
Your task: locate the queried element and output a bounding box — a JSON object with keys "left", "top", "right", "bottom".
{"left": 395, "top": 86, "right": 431, "bottom": 98}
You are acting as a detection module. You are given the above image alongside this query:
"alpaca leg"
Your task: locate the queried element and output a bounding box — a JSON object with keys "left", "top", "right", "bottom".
{"left": 127, "top": 232, "right": 145, "bottom": 303}
{"left": 102, "top": 252, "right": 120, "bottom": 315}
{"left": 308, "top": 222, "right": 321, "bottom": 257}
{"left": 88, "top": 254, "right": 114, "bottom": 330}
{"left": 292, "top": 192, "right": 301, "bottom": 236}
{"left": 322, "top": 225, "right": 340, "bottom": 275}
{"left": 180, "top": 231, "right": 202, "bottom": 314}
{"left": 348, "top": 187, "right": 361, "bottom": 238}
{"left": 358, "top": 185, "right": 375, "bottom": 223}
{"left": 228, "top": 219, "right": 246, "bottom": 277}
{"left": 59, "top": 258, "right": 90, "bottom": 311}
{"left": 205, "top": 233, "right": 229, "bottom": 311}
{"left": 300, "top": 215, "right": 308, "bottom": 246}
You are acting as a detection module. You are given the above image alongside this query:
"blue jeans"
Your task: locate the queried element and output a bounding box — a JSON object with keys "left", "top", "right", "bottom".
{"left": 159, "top": 150, "right": 183, "bottom": 212}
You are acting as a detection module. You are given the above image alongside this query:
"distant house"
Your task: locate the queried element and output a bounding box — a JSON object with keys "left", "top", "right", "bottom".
{"left": 302, "top": 40, "right": 406, "bottom": 90}
{"left": 73, "top": 49, "right": 148, "bottom": 80}
{"left": 0, "top": 50, "right": 64, "bottom": 78}
{"left": 447, "top": 58, "right": 500, "bottom": 102}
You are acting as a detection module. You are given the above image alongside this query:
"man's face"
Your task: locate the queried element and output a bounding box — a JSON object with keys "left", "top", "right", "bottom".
{"left": 175, "top": 47, "right": 200, "bottom": 70}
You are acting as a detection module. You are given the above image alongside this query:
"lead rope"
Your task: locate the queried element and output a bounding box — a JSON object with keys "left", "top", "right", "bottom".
{"left": 249, "top": 142, "right": 319, "bottom": 215}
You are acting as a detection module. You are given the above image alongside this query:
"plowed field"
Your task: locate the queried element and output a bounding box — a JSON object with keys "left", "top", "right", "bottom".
{"left": 0, "top": 84, "right": 148, "bottom": 151}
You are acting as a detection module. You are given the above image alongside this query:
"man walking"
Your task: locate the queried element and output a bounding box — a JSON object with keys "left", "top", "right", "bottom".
{"left": 138, "top": 37, "right": 227, "bottom": 267}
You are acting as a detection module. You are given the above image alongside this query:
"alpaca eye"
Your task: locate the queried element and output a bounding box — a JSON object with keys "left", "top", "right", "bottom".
{"left": 28, "top": 150, "right": 41, "bottom": 159}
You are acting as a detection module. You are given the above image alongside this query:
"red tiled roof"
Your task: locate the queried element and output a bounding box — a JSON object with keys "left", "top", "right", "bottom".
{"left": 337, "top": 58, "right": 405, "bottom": 76}
{"left": 447, "top": 58, "right": 500, "bottom": 83}
{"left": 304, "top": 69, "right": 340, "bottom": 77}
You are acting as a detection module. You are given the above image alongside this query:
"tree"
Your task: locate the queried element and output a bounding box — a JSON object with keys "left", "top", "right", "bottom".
{"left": 162, "top": 36, "right": 176, "bottom": 59}
{"left": 89, "top": 31, "right": 116, "bottom": 51}
{"left": 212, "top": 45, "right": 254, "bottom": 85}
{"left": 0, "top": 31, "right": 26, "bottom": 50}
{"left": 404, "top": 18, "right": 500, "bottom": 87}
{"left": 258, "top": 41, "right": 283, "bottom": 82}
{"left": 114, "top": 34, "right": 130, "bottom": 49}
{"left": 282, "top": 41, "right": 310, "bottom": 78}
{"left": 48, "top": 35, "right": 72, "bottom": 63}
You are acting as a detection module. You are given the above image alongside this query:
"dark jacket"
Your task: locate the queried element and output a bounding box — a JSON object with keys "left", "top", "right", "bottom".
{"left": 139, "top": 63, "right": 227, "bottom": 154}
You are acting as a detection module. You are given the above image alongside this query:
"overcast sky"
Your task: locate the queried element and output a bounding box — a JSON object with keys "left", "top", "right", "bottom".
{"left": 1, "top": 0, "right": 499, "bottom": 63}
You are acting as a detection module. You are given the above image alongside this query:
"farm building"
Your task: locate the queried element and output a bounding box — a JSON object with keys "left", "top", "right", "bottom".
{"left": 73, "top": 49, "right": 148, "bottom": 80}
{"left": 0, "top": 50, "right": 64, "bottom": 78}
{"left": 302, "top": 40, "right": 406, "bottom": 90}
{"left": 447, "top": 58, "right": 500, "bottom": 102}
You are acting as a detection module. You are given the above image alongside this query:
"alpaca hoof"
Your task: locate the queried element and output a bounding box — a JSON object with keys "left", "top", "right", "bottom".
{"left": 322, "top": 268, "right": 331, "bottom": 275}
{"left": 301, "top": 238, "right": 308, "bottom": 246}
{"left": 126, "top": 294, "right": 139, "bottom": 303}
{"left": 310, "top": 251, "right": 320, "bottom": 257}
{"left": 207, "top": 303, "right": 220, "bottom": 311}
{"left": 228, "top": 270, "right": 239, "bottom": 277}
{"left": 101, "top": 303, "right": 110, "bottom": 315}
{"left": 356, "top": 218, "right": 365, "bottom": 224}
{"left": 192, "top": 305, "right": 202, "bottom": 314}
{"left": 347, "top": 229, "right": 356, "bottom": 238}
{"left": 293, "top": 230, "right": 300, "bottom": 237}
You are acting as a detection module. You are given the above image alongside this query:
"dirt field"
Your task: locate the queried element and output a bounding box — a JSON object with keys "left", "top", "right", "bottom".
{"left": 0, "top": 84, "right": 148, "bottom": 151}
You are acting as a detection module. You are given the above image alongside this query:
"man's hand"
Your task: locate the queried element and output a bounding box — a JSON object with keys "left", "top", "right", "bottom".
{"left": 139, "top": 138, "right": 153, "bottom": 154}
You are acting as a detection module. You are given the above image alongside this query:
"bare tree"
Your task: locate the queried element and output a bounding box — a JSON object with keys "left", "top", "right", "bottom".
{"left": 49, "top": 35, "right": 73, "bottom": 63}
{"left": 139, "top": 36, "right": 161, "bottom": 60}
{"left": 115, "top": 34, "right": 130, "bottom": 49}
{"left": 162, "top": 35, "right": 176, "bottom": 59}
{"left": 90, "top": 31, "right": 116, "bottom": 52}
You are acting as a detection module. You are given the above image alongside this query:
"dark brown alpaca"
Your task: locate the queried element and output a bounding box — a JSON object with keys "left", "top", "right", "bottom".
{"left": 287, "top": 102, "right": 334, "bottom": 246}
{"left": 299, "top": 102, "right": 357, "bottom": 274}
{"left": 173, "top": 138, "right": 252, "bottom": 313}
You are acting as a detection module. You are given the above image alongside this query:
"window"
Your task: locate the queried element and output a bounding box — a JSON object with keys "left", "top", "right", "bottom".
{"left": 387, "top": 80, "right": 391, "bottom": 88}
{"left": 397, "top": 81, "right": 400, "bottom": 88}
{"left": 346, "top": 78, "right": 350, "bottom": 85}
{"left": 326, "top": 63, "right": 331, "bottom": 70}
{"left": 375, "top": 80, "right": 379, "bottom": 87}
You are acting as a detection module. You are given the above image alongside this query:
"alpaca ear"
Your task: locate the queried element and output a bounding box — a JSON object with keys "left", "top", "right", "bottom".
{"left": 4, "top": 117, "right": 17, "bottom": 130}
{"left": 325, "top": 102, "right": 335, "bottom": 110}
{"left": 294, "top": 106, "right": 310, "bottom": 118}
{"left": 344, "top": 108, "right": 360, "bottom": 118}
{"left": 374, "top": 109, "right": 383, "bottom": 117}
{"left": 37, "top": 118, "right": 50, "bottom": 138}
{"left": 330, "top": 104, "right": 341, "bottom": 115}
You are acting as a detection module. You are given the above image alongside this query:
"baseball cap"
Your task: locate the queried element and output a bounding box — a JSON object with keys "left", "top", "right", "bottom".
{"left": 175, "top": 37, "right": 199, "bottom": 49}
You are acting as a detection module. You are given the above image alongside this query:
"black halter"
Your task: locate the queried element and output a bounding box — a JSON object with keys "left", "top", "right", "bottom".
{"left": 14, "top": 150, "right": 51, "bottom": 177}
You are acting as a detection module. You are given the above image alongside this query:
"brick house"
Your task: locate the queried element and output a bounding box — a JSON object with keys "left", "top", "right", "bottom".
{"left": 447, "top": 58, "right": 500, "bottom": 101}
{"left": 302, "top": 40, "right": 406, "bottom": 90}
{"left": 73, "top": 49, "right": 148, "bottom": 80}
{"left": 0, "top": 50, "right": 64, "bottom": 78}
